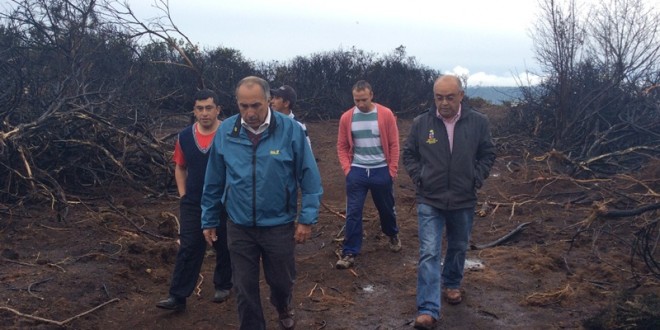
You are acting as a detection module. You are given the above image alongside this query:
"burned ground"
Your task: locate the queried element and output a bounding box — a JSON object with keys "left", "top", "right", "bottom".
{"left": 1, "top": 115, "right": 658, "bottom": 329}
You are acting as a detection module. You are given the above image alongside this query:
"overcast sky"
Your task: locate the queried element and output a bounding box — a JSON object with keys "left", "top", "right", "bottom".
{"left": 118, "top": 0, "right": 555, "bottom": 86}
{"left": 0, "top": 0, "right": 570, "bottom": 86}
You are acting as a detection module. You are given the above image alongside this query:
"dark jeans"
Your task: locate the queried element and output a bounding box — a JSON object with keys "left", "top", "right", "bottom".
{"left": 227, "top": 220, "right": 296, "bottom": 330}
{"left": 342, "top": 166, "right": 398, "bottom": 256}
{"left": 169, "top": 198, "right": 232, "bottom": 299}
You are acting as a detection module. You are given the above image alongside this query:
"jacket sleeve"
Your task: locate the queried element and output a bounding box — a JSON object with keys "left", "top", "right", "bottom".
{"left": 402, "top": 118, "right": 421, "bottom": 185}
{"left": 201, "top": 133, "right": 226, "bottom": 229}
{"left": 385, "top": 110, "right": 400, "bottom": 178}
{"left": 336, "top": 111, "right": 352, "bottom": 176}
{"left": 474, "top": 118, "right": 496, "bottom": 189}
{"left": 295, "top": 124, "right": 323, "bottom": 225}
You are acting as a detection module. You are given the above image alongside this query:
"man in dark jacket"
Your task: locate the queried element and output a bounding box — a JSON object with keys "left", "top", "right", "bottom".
{"left": 403, "top": 75, "right": 496, "bottom": 329}
{"left": 156, "top": 89, "right": 232, "bottom": 312}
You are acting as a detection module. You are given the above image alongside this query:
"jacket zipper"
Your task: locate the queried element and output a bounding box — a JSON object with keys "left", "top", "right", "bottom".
{"left": 252, "top": 143, "right": 257, "bottom": 226}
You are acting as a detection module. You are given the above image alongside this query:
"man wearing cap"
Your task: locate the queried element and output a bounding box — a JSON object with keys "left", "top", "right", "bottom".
{"left": 270, "top": 85, "right": 312, "bottom": 149}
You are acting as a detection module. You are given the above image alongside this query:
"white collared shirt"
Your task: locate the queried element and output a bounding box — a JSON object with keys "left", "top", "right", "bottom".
{"left": 241, "top": 108, "right": 272, "bottom": 135}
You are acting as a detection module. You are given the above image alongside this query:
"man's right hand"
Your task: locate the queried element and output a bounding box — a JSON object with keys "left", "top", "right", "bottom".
{"left": 203, "top": 228, "right": 217, "bottom": 246}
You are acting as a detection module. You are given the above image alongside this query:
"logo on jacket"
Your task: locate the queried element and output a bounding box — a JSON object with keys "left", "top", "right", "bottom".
{"left": 426, "top": 129, "right": 437, "bottom": 144}
{"left": 270, "top": 149, "right": 280, "bottom": 155}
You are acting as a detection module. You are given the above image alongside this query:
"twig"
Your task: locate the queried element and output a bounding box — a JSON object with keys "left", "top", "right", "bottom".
{"left": 471, "top": 222, "right": 532, "bottom": 250}
{"left": 321, "top": 201, "right": 345, "bottom": 220}
{"left": 562, "top": 256, "right": 574, "bottom": 275}
{"left": 335, "top": 225, "right": 345, "bottom": 239}
{"left": 308, "top": 283, "right": 319, "bottom": 297}
{"left": 578, "top": 145, "right": 660, "bottom": 170}
{"left": 1, "top": 257, "right": 37, "bottom": 267}
{"left": 103, "top": 283, "right": 111, "bottom": 298}
{"left": 0, "top": 298, "right": 119, "bottom": 326}
{"left": 37, "top": 224, "right": 71, "bottom": 231}
{"left": 27, "top": 277, "right": 53, "bottom": 300}
{"left": 107, "top": 202, "right": 170, "bottom": 240}
{"left": 194, "top": 274, "right": 204, "bottom": 297}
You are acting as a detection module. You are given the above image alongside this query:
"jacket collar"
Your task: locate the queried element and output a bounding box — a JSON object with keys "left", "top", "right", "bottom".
{"left": 230, "top": 111, "right": 278, "bottom": 137}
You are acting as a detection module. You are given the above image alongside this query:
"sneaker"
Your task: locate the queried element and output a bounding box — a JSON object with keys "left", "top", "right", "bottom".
{"left": 335, "top": 254, "right": 355, "bottom": 269}
{"left": 389, "top": 235, "right": 402, "bottom": 252}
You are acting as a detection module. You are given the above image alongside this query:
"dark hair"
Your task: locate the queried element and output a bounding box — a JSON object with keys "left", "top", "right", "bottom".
{"left": 352, "top": 80, "right": 373, "bottom": 93}
{"left": 194, "top": 89, "right": 219, "bottom": 105}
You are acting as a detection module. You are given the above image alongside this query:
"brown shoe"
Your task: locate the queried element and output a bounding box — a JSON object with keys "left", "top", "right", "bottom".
{"left": 413, "top": 314, "right": 438, "bottom": 330}
{"left": 443, "top": 288, "right": 462, "bottom": 305}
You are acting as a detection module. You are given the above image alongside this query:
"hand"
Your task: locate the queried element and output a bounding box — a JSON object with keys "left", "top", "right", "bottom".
{"left": 203, "top": 228, "right": 217, "bottom": 247}
{"left": 294, "top": 223, "right": 312, "bottom": 244}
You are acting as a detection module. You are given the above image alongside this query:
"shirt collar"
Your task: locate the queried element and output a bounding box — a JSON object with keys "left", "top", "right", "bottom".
{"left": 353, "top": 104, "right": 377, "bottom": 114}
{"left": 241, "top": 108, "right": 272, "bottom": 134}
{"left": 436, "top": 104, "right": 462, "bottom": 123}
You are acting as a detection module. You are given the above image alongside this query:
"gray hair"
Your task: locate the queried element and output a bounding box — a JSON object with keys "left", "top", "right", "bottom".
{"left": 235, "top": 76, "right": 271, "bottom": 100}
{"left": 435, "top": 74, "right": 464, "bottom": 92}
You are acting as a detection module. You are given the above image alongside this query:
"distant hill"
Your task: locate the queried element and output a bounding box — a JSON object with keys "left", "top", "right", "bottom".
{"left": 466, "top": 86, "right": 522, "bottom": 104}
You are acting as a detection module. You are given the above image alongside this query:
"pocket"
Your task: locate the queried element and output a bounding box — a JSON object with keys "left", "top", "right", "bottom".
{"left": 417, "top": 166, "right": 425, "bottom": 187}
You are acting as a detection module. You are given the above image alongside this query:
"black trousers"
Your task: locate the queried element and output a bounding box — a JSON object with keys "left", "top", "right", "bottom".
{"left": 169, "top": 198, "right": 232, "bottom": 299}
{"left": 227, "top": 220, "right": 296, "bottom": 330}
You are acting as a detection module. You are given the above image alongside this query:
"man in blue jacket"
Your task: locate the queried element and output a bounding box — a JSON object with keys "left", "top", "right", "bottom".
{"left": 201, "top": 76, "right": 323, "bottom": 330}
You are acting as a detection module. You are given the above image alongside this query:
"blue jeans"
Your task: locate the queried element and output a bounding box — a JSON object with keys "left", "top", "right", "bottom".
{"left": 416, "top": 204, "right": 474, "bottom": 319}
{"left": 342, "top": 166, "right": 398, "bottom": 256}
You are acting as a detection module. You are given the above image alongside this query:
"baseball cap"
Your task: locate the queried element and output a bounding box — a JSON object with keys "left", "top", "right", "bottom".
{"left": 271, "top": 85, "right": 297, "bottom": 109}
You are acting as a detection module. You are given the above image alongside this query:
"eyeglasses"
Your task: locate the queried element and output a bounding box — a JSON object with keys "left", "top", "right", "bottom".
{"left": 435, "top": 94, "right": 458, "bottom": 102}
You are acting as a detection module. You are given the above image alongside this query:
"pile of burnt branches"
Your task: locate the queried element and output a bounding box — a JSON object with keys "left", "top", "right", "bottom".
{"left": 0, "top": 95, "right": 175, "bottom": 221}
{"left": 0, "top": 0, "right": 209, "bottom": 220}
{"left": 505, "top": 86, "right": 660, "bottom": 177}
{"left": 488, "top": 132, "right": 660, "bottom": 280}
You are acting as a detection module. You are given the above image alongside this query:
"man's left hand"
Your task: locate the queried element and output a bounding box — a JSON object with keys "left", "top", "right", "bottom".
{"left": 294, "top": 223, "right": 312, "bottom": 243}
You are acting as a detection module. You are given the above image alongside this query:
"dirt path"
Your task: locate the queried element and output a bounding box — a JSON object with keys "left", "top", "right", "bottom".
{"left": 1, "top": 118, "right": 656, "bottom": 329}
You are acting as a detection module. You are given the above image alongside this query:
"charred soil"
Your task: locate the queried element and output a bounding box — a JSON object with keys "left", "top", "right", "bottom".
{"left": 1, "top": 115, "right": 658, "bottom": 329}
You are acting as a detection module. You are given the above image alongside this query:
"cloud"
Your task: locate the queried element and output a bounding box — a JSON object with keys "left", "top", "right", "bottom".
{"left": 447, "top": 66, "right": 470, "bottom": 77}
{"left": 444, "top": 67, "right": 542, "bottom": 87}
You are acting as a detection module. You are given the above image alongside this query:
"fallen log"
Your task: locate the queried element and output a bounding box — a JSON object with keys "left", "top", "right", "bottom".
{"left": 471, "top": 222, "right": 531, "bottom": 250}
{"left": 596, "top": 203, "right": 660, "bottom": 218}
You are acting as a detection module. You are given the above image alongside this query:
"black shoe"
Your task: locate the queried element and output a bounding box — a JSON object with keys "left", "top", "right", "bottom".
{"left": 156, "top": 296, "right": 186, "bottom": 311}
{"left": 212, "top": 289, "right": 231, "bottom": 303}
{"left": 278, "top": 307, "right": 295, "bottom": 330}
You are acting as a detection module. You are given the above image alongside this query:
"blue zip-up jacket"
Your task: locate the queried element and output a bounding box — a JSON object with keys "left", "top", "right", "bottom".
{"left": 201, "top": 110, "right": 323, "bottom": 228}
